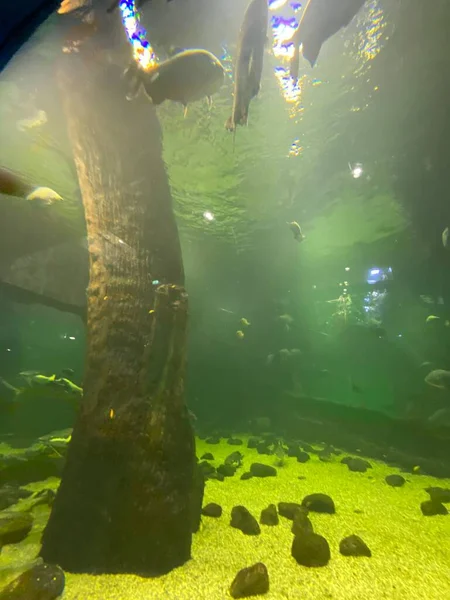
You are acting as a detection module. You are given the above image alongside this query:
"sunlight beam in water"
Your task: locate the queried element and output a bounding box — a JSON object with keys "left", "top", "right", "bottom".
{"left": 118, "top": 0, "right": 157, "bottom": 70}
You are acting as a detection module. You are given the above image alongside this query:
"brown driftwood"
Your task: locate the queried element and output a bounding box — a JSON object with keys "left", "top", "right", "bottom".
{"left": 40, "top": 50, "right": 201, "bottom": 575}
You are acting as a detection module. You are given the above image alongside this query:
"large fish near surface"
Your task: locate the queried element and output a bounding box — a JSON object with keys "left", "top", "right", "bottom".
{"left": 290, "top": 0, "right": 367, "bottom": 78}
{"left": 124, "top": 49, "right": 225, "bottom": 110}
{"left": 225, "top": 0, "right": 269, "bottom": 133}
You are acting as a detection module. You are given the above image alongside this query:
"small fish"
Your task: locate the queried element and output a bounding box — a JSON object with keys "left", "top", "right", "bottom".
{"left": 19, "top": 371, "right": 57, "bottom": 386}
{"left": 58, "top": 0, "right": 90, "bottom": 14}
{"left": 240, "top": 317, "right": 251, "bottom": 327}
{"left": 287, "top": 221, "right": 306, "bottom": 242}
{"left": 424, "top": 369, "right": 450, "bottom": 391}
{"left": 54, "top": 377, "right": 83, "bottom": 397}
{"left": 219, "top": 308, "right": 235, "bottom": 315}
{"left": 442, "top": 227, "right": 449, "bottom": 249}
{"left": 426, "top": 315, "right": 441, "bottom": 324}
{"left": 277, "top": 313, "right": 294, "bottom": 332}
{"left": 236, "top": 330, "right": 245, "bottom": 339}
{"left": 225, "top": 0, "right": 269, "bottom": 136}
{"left": 124, "top": 49, "right": 225, "bottom": 111}
{"left": 0, "top": 378, "right": 20, "bottom": 408}
{"left": 26, "top": 187, "right": 63, "bottom": 206}
{"left": 16, "top": 109, "right": 48, "bottom": 132}
{"left": 290, "top": 0, "right": 366, "bottom": 78}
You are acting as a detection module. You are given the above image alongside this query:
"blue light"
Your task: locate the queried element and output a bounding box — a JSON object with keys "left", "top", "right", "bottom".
{"left": 366, "top": 267, "right": 393, "bottom": 285}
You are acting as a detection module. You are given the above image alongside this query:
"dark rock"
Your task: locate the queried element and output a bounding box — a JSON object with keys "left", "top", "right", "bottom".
{"left": 250, "top": 463, "right": 277, "bottom": 478}
{"left": 0, "top": 485, "right": 33, "bottom": 511}
{"left": 200, "top": 452, "right": 214, "bottom": 461}
{"left": 262, "top": 435, "right": 277, "bottom": 445}
{"left": 301, "top": 443, "right": 313, "bottom": 453}
{"left": 202, "top": 502, "right": 222, "bottom": 518}
{"left": 420, "top": 500, "right": 448, "bottom": 516}
{"left": 291, "top": 532, "right": 330, "bottom": 567}
{"left": 425, "top": 487, "right": 450, "bottom": 504}
{"left": 291, "top": 511, "right": 314, "bottom": 537}
{"left": 217, "top": 464, "right": 236, "bottom": 478}
{"left": 205, "top": 437, "right": 220, "bottom": 445}
{"left": 0, "top": 512, "right": 33, "bottom": 545}
{"left": 247, "top": 438, "right": 259, "bottom": 449}
{"left": 340, "top": 456, "right": 352, "bottom": 465}
{"left": 209, "top": 471, "right": 225, "bottom": 482}
{"left": 225, "top": 451, "right": 244, "bottom": 467}
{"left": 385, "top": 474, "right": 405, "bottom": 487}
{"left": 298, "top": 475, "right": 307, "bottom": 481}
{"left": 302, "top": 493, "right": 335, "bottom": 514}
{"left": 256, "top": 443, "right": 272, "bottom": 456}
{"left": 240, "top": 472, "right": 253, "bottom": 481}
{"left": 260, "top": 504, "right": 278, "bottom": 526}
{"left": 0, "top": 563, "right": 65, "bottom": 600}
{"left": 339, "top": 535, "right": 372, "bottom": 557}
{"left": 230, "top": 506, "right": 261, "bottom": 535}
{"left": 229, "top": 562, "right": 269, "bottom": 598}
{"left": 277, "top": 502, "right": 303, "bottom": 520}
{"left": 228, "top": 438, "right": 243, "bottom": 446}
{"left": 198, "top": 461, "right": 216, "bottom": 477}
{"left": 296, "top": 451, "right": 310, "bottom": 463}
{"left": 287, "top": 445, "right": 302, "bottom": 458}
{"left": 346, "top": 458, "right": 372, "bottom": 473}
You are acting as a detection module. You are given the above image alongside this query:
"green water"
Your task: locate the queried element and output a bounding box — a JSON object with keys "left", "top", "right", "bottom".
{"left": 0, "top": 0, "right": 449, "bottom": 596}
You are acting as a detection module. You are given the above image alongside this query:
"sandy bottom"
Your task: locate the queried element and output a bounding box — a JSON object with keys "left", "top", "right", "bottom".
{"left": 1, "top": 438, "right": 449, "bottom": 599}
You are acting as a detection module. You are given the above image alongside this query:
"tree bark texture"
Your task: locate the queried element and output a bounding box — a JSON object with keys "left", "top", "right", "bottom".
{"left": 40, "top": 52, "right": 201, "bottom": 575}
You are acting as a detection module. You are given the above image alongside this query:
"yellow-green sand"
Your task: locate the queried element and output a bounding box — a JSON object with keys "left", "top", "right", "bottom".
{"left": 1, "top": 438, "right": 449, "bottom": 599}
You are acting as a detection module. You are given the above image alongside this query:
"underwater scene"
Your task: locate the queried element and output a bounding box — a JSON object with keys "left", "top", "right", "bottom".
{"left": 0, "top": 0, "right": 449, "bottom": 598}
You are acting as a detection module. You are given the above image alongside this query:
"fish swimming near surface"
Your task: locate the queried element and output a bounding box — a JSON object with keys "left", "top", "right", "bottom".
{"left": 290, "top": 0, "right": 367, "bottom": 79}
{"left": 225, "top": 0, "right": 269, "bottom": 135}
{"left": 424, "top": 369, "right": 450, "bottom": 391}
{"left": 426, "top": 315, "right": 441, "bottom": 324}
{"left": 123, "top": 49, "right": 225, "bottom": 113}
{"left": 288, "top": 221, "right": 305, "bottom": 242}
{"left": 0, "top": 167, "right": 63, "bottom": 206}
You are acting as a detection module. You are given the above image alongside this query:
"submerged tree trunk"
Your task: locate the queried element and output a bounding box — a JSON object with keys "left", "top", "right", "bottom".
{"left": 40, "top": 52, "right": 201, "bottom": 575}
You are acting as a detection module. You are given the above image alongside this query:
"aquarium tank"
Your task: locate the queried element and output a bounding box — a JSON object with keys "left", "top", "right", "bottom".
{"left": 0, "top": 0, "right": 449, "bottom": 598}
